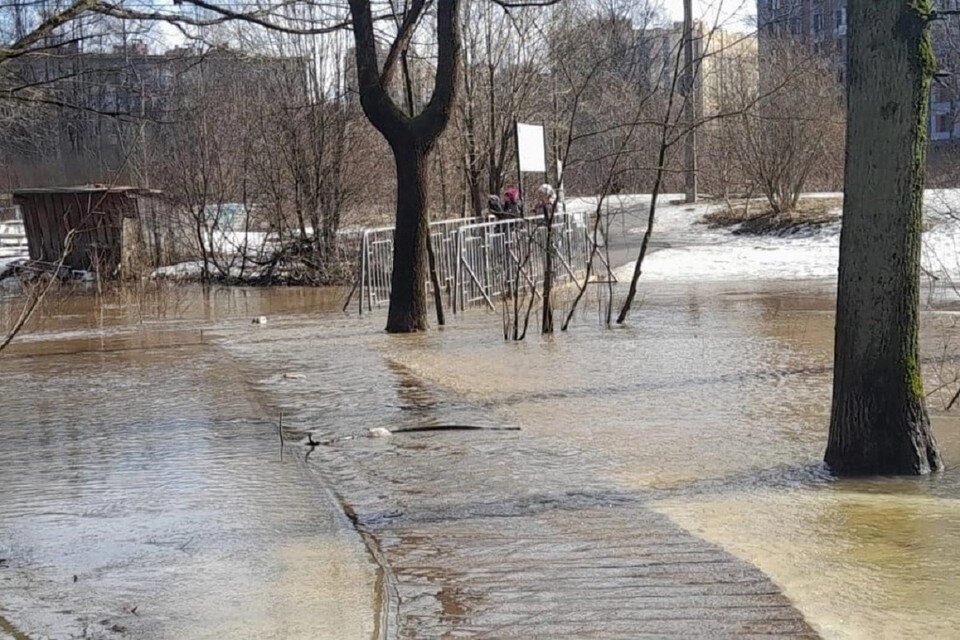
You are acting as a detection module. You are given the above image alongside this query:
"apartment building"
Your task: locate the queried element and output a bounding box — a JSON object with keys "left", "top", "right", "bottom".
{"left": 757, "top": 0, "right": 960, "bottom": 141}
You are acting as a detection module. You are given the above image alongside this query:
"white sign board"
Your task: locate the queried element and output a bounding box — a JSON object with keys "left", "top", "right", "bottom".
{"left": 516, "top": 122, "right": 546, "bottom": 173}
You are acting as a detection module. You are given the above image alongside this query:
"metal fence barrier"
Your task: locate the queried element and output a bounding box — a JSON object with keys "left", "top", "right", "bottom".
{"left": 354, "top": 213, "right": 594, "bottom": 315}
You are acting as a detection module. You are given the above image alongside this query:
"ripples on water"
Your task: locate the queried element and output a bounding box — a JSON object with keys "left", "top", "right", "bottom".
{"left": 217, "top": 300, "right": 814, "bottom": 637}
{"left": 369, "top": 280, "right": 960, "bottom": 639}
{"left": 2, "top": 278, "right": 960, "bottom": 638}
{"left": 0, "top": 287, "right": 375, "bottom": 639}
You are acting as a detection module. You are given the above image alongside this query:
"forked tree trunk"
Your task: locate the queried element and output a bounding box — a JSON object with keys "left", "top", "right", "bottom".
{"left": 826, "top": 0, "right": 942, "bottom": 475}
{"left": 348, "top": 0, "right": 459, "bottom": 333}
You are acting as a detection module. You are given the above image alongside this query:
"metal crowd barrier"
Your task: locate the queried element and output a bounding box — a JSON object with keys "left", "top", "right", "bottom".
{"left": 355, "top": 213, "right": 591, "bottom": 315}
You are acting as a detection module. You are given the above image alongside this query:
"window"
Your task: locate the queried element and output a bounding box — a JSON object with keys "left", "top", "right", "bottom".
{"left": 936, "top": 113, "right": 952, "bottom": 135}
{"left": 812, "top": 12, "right": 823, "bottom": 33}
{"left": 835, "top": 7, "right": 846, "bottom": 29}
{"left": 790, "top": 17, "right": 801, "bottom": 34}
{"left": 770, "top": 0, "right": 781, "bottom": 10}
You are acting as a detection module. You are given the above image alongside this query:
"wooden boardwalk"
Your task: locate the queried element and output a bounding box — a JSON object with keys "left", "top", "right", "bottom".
{"left": 224, "top": 322, "right": 818, "bottom": 639}
{"left": 379, "top": 508, "right": 815, "bottom": 638}
{"left": 317, "top": 437, "right": 817, "bottom": 639}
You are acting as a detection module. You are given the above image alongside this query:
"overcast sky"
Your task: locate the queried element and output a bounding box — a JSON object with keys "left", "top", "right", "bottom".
{"left": 660, "top": 0, "right": 757, "bottom": 31}
{"left": 146, "top": 0, "right": 762, "bottom": 53}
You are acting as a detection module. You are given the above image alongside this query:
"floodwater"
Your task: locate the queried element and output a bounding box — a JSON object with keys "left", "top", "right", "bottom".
{"left": 364, "top": 279, "right": 960, "bottom": 639}
{"left": 3, "top": 197, "right": 960, "bottom": 637}
{"left": 0, "top": 288, "right": 377, "bottom": 640}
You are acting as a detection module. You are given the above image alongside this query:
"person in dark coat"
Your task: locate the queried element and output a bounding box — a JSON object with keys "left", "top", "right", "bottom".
{"left": 488, "top": 194, "right": 504, "bottom": 218}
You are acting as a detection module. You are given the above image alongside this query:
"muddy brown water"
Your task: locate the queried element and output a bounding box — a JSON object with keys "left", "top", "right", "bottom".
{"left": 1, "top": 281, "right": 960, "bottom": 638}
{"left": 0, "top": 287, "right": 376, "bottom": 639}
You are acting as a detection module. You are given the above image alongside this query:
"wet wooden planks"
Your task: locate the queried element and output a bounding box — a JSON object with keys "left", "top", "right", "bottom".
{"left": 377, "top": 509, "right": 816, "bottom": 638}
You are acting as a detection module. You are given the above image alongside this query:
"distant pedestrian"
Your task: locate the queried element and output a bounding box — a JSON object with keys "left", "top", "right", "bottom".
{"left": 487, "top": 194, "right": 504, "bottom": 218}
{"left": 534, "top": 183, "right": 556, "bottom": 221}
{"left": 502, "top": 186, "right": 523, "bottom": 217}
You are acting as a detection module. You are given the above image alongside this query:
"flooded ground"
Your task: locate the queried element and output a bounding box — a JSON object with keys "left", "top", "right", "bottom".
{"left": 3, "top": 196, "right": 960, "bottom": 637}
{"left": 214, "top": 295, "right": 815, "bottom": 637}
{"left": 0, "top": 289, "right": 377, "bottom": 640}
{"left": 378, "top": 280, "right": 960, "bottom": 639}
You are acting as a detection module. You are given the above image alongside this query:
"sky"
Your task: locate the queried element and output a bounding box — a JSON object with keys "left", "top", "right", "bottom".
{"left": 145, "top": 0, "right": 763, "bottom": 54}
{"left": 660, "top": 0, "right": 757, "bottom": 31}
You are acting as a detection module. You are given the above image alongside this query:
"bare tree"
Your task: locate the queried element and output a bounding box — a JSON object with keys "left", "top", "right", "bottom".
{"left": 729, "top": 40, "right": 844, "bottom": 213}
{"left": 345, "top": 0, "right": 460, "bottom": 332}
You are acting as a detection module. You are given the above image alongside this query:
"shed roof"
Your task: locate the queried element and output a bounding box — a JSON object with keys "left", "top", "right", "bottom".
{"left": 12, "top": 184, "right": 162, "bottom": 196}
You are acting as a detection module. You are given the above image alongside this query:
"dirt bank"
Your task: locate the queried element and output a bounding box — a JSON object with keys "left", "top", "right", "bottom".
{"left": 702, "top": 197, "right": 842, "bottom": 236}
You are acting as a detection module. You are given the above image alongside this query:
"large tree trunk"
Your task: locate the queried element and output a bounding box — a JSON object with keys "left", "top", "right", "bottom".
{"left": 388, "top": 144, "right": 431, "bottom": 332}
{"left": 826, "top": 0, "right": 942, "bottom": 475}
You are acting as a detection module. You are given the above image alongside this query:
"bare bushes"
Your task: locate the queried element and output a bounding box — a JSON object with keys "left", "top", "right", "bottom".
{"left": 722, "top": 41, "right": 845, "bottom": 213}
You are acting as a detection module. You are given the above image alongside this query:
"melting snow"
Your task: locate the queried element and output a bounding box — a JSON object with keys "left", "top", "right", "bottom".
{"left": 569, "top": 191, "right": 960, "bottom": 283}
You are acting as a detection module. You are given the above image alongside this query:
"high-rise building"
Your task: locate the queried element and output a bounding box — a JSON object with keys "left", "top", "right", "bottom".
{"left": 757, "top": 0, "right": 960, "bottom": 142}
{"left": 0, "top": 42, "right": 309, "bottom": 184}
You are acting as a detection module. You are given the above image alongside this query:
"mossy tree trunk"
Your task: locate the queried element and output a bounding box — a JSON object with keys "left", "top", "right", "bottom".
{"left": 826, "top": 0, "right": 942, "bottom": 475}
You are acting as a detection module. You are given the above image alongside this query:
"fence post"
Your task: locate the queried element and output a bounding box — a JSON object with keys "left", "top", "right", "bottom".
{"left": 484, "top": 224, "right": 493, "bottom": 299}
{"left": 359, "top": 232, "right": 365, "bottom": 316}
{"left": 453, "top": 228, "right": 462, "bottom": 314}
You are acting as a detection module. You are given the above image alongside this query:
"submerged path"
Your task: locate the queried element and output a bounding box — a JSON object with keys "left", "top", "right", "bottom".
{"left": 0, "top": 333, "right": 376, "bottom": 640}
{"left": 348, "top": 451, "right": 815, "bottom": 638}
{"left": 219, "top": 316, "right": 817, "bottom": 638}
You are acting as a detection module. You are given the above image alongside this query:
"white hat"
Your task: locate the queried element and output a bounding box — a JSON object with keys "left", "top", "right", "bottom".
{"left": 537, "top": 183, "right": 555, "bottom": 199}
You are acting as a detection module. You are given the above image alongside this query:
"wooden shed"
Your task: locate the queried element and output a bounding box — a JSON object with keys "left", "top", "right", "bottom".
{"left": 13, "top": 185, "right": 192, "bottom": 277}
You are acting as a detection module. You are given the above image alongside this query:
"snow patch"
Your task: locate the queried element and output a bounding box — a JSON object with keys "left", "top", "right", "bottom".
{"left": 597, "top": 190, "right": 960, "bottom": 283}
{"left": 151, "top": 261, "right": 206, "bottom": 279}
